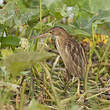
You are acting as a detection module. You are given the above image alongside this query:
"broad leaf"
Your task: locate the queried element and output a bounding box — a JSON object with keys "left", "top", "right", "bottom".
{"left": 0, "top": 36, "right": 20, "bottom": 48}
{"left": 90, "top": 0, "right": 110, "bottom": 12}
{"left": 24, "top": 99, "right": 50, "bottom": 110}
{"left": 3, "top": 50, "right": 55, "bottom": 74}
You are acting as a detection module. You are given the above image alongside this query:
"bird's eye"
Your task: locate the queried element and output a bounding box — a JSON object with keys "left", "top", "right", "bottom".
{"left": 49, "top": 31, "right": 52, "bottom": 34}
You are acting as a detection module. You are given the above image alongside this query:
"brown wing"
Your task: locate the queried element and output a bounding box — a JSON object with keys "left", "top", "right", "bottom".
{"left": 64, "top": 39, "right": 87, "bottom": 77}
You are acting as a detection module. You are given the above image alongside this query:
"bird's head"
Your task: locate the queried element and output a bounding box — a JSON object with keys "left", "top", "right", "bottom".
{"left": 48, "top": 27, "right": 68, "bottom": 38}
{"left": 32, "top": 26, "right": 69, "bottom": 40}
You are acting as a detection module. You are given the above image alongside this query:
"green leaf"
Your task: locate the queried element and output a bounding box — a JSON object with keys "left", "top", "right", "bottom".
{"left": 43, "top": 0, "right": 64, "bottom": 19}
{"left": 63, "top": 0, "right": 77, "bottom": 6}
{"left": 0, "top": 36, "right": 20, "bottom": 48}
{"left": 71, "top": 105, "right": 80, "bottom": 110}
{"left": 95, "top": 10, "right": 110, "bottom": 23}
{"left": 86, "top": 10, "right": 110, "bottom": 28}
{"left": 3, "top": 50, "right": 55, "bottom": 74}
{"left": 0, "top": 1, "right": 48, "bottom": 27}
{"left": 22, "top": 0, "right": 40, "bottom": 8}
{"left": 78, "top": 0, "right": 91, "bottom": 11}
{"left": 0, "top": 2, "right": 15, "bottom": 24}
{"left": 74, "top": 29, "right": 90, "bottom": 37}
{"left": 43, "top": 0, "right": 63, "bottom": 10}
{"left": 90, "top": 0, "right": 110, "bottom": 12}
{"left": 54, "top": 24, "right": 90, "bottom": 37}
{"left": 24, "top": 99, "right": 50, "bottom": 110}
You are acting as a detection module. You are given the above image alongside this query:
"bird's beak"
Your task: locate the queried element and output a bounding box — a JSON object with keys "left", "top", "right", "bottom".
{"left": 32, "top": 32, "right": 51, "bottom": 39}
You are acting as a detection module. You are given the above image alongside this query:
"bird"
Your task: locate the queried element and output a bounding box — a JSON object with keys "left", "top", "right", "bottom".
{"left": 33, "top": 26, "right": 87, "bottom": 80}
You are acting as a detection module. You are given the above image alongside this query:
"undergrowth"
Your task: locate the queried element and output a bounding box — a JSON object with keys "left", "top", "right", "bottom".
{"left": 0, "top": 0, "right": 110, "bottom": 110}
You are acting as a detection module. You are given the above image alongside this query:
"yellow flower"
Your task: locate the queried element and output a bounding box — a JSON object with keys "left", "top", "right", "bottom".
{"left": 82, "top": 34, "right": 108, "bottom": 48}
{"left": 94, "top": 34, "right": 108, "bottom": 44}
{"left": 83, "top": 38, "right": 93, "bottom": 48}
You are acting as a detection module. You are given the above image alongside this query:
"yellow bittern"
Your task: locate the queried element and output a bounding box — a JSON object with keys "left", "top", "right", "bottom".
{"left": 33, "top": 27, "right": 87, "bottom": 79}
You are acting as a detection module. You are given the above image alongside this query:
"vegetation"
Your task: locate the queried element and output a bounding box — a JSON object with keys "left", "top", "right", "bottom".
{"left": 0, "top": 0, "right": 110, "bottom": 110}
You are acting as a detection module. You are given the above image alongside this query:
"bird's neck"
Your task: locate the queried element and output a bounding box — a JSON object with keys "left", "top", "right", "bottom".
{"left": 55, "top": 33, "right": 70, "bottom": 41}
{"left": 55, "top": 35, "right": 68, "bottom": 48}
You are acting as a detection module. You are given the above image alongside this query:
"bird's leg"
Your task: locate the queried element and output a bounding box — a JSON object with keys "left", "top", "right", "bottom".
{"left": 71, "top": 77, "right": 80, "bottom": 96}
{"left": 76, "top": 77, "right": 80, "bottom": 96}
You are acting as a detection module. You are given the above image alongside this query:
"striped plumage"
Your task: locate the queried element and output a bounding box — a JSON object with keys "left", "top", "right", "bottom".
{"left": 48, "top": 27, "right": 87, "bottom": 78}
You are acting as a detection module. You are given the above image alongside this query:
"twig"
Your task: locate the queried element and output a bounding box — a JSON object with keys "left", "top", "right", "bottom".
{"left": 92, "top": 62, "right": 110, "bottom": 67}
{"left": 52, "top": 55, "right": 60, "bottom": 70}
{"left": 44, "top": 47, "right": 59, "bottom": 55}
{"left": 41, "top": 62, "right": 63, "bottom": 110}
{"left": 86, "top": 88, "right": 110, "bottom": 100}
